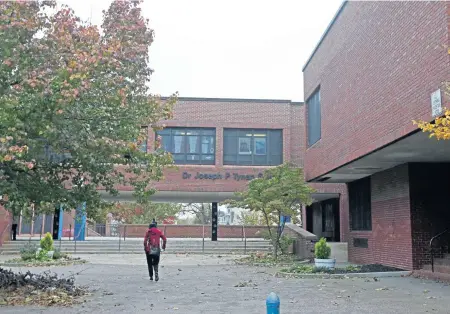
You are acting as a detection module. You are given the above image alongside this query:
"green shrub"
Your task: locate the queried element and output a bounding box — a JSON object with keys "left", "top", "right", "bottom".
{"left": 314, "top": 237, "right": 331, "bottom": 259}
{"left": 52, "top": 248, "right": 67, "bottom": 260}
{"left": 40, "top": 232, "right": 54, "bottom": 251}
{"left": 261, "top": 230, "right": 295, "bottom": 255}
{"left": 36, "top": 249, "right": 50, "bottom": 262}
{"left": 20, "top": 243, "right": 38, "bottom": 261}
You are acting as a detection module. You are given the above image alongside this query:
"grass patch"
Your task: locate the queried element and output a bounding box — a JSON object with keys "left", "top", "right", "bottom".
{"left": 235, "top": 253, "right": 304, "bottom": 266}
{"left": 2, "top": 256, "right": 87, "bottom": 267}
{"left": 280, "top": 264, "right": 404, "bottom": 274}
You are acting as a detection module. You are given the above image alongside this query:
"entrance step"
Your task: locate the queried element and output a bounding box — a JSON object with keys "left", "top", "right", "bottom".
{"left": 422, "top": 257, "right": 450, "bottom": 274}
{"left": 0, "top": 239, "right": 272, "bottom": 255}
{"left": 412, "top": 270, "right": 450, "bottom": 283}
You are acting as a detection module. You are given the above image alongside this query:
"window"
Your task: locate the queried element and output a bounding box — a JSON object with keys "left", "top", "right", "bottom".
{"left": 307, "top": 88, "right": 321, "bottom": 146}
{"left": 349, "top": 177, "right": 372, "bottom": 231}
{"left": 156, "top": 127, "right": 215, "bottom": 164}
{"left": 223, "top": 129, "right": 282, "bottom": 166}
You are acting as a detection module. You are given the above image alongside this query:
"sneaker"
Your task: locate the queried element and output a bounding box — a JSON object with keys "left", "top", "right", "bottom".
{"left": 155, "top": 274, "right": 159, "bottom": 282}
{"left": 149, "top": 277, "right": 153, "bottom": 281}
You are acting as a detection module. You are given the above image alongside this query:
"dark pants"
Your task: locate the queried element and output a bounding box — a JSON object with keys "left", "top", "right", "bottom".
{"left": 12, "top": 224, "right": 17, "bottom": 241}
{"left": 145, "top": 252, "right": 160, "bottom": 278}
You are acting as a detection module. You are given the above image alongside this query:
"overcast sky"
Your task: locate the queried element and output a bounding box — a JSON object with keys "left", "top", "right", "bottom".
{"left": 59, "top": 0, "right": 342, "bottom": 101}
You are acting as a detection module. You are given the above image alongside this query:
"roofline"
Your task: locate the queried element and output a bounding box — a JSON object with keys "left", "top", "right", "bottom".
{"left": 160, "top": 96, "right": 302, "bottom": 104}
{"left": 302, "top": 0, "right": 348, "bottom": 72}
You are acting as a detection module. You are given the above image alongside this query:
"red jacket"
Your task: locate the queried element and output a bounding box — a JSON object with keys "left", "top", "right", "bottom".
{"left": 144, "top": 227, "right": 167, "bottom": 252}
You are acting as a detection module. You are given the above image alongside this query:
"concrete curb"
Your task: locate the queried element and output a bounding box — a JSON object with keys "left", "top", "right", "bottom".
{"left": 235, "top": 259, "right": 309, "bottom": 267}
{"left": 0, "top": 260, "right": 87, "bottom": 267}
{"left": 276, "top": 270, "right": 411, "bottom": 279}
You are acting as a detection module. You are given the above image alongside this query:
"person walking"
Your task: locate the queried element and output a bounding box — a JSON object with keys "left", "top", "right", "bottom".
{"left": 143, "top": 219, "right": 167, "bottom": 281}
{"left": 11, "top": 215, "right": 18, "bottom": 241}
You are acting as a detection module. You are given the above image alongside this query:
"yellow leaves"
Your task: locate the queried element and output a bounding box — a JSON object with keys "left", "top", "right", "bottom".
{"left": 128, "top": 142, "right": 138, "bottom": 150}
{"left": 68, "top": 60, "right": 77, "bottom": 68}
{"left": 414, "top": 107, "right": 450, "bottom": 140}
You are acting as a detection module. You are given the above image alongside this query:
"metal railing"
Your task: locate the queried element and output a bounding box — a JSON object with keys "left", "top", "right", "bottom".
{"left": 429, "top": 229, "right": 449, "bottom": 272}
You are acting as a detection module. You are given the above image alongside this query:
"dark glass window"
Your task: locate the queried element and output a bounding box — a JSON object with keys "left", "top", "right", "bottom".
{"left": 156, "top": 127, "right": 215, "bottom": 165}
{"left": 349, "top": 177, "right": 372, "bottom": 231}
{"left": 307, "top": 88, "right": 321, "bottom": 146}
{"left": 223, "top": 129, "right": 282, "bottom": 166}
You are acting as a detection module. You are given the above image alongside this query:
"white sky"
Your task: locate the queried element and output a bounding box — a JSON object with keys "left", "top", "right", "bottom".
{"left": 58, "top": 0, "right": 342, "bottom": 101}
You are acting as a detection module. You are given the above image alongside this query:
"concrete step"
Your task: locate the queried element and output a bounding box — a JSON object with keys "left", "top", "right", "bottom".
{"left": 0, "top": 240, "right": 272, "bottom": 255}
{"left": 0, "top": 244, "right": 271, "bottom": 250}
{"left": 2, "top": 240, "right": 270, "bottom": 245}
{"left": 0, "top": 248, "right": 268, "bottom": 255}
{"left": 434, "top": 257, "right": 450, "bottom": 266}
{"left": 422, "top": 264, "right": 450, "bottom": 274}
{"left": 0, "top": 245, "right": 270, "bottom": 251}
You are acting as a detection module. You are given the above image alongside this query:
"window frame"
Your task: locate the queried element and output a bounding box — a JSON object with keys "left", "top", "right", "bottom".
{"left": 349, "top": 177, "right": 372, "bottom": 231}
{"left": 156, "top": 127, "right": 216, "bottom": 165}
{"left": 307, "top": 88, "right": 321, "bottom": 147}
{"left": 223, "top": 128, "right": 283, "bottom": 166}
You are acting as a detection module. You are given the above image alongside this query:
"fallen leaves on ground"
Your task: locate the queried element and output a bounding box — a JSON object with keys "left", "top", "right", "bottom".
{"left": 234, "top": 280, "right": 257, "bottom": 287}
{"left": 0, "top": 286, "right": 89, "bottom": 306}
{"left": 0, "top": 268, "right": 89, "bottom": 307}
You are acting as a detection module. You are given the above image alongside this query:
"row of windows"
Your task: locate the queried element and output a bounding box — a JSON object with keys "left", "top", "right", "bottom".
{"left": 152, "top": 127, "right": 283, "bottom": 166}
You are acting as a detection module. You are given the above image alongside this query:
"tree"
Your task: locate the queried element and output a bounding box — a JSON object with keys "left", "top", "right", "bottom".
{"left": 108, "top": 202, "right": 181, "bottom": 224}
{"left": 180, "top": 203, "right": 212, "bottom": 225}
{"left": 237, "top": 210, "right": 265, "bottom": 226}
{"left": 0, "top": 1, "right": 176, "bottom": 219}
{"left": 222, "top": 163, "right": 314, "bottom": 258}
{"left": 131, "top": 203, "right": 181, "bottom": 225}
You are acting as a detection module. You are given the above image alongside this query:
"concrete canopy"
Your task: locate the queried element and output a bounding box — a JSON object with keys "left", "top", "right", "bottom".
{"left": 310, "top": 131, "right": 450, "bottom": 183}
{"left": 99, "top": 190, "right": 337, "bottom": 204}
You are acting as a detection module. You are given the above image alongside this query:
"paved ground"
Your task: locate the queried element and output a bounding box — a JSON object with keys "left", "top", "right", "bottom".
{"left": 1, "top": 254, "right": 450, "bottom": 313}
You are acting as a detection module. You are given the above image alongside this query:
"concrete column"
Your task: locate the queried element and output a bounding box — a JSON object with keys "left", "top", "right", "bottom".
{"left": 74, "top": 202, "right": 86, "bottom": 241}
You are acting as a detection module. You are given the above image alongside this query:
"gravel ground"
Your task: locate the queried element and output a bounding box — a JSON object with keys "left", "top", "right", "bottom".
{"left": 1, "top": 254, "right": 450, "bottom": 313}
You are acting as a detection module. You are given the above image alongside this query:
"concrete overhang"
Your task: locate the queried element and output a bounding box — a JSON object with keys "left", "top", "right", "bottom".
{"left": 310, "top": 131, "right": 450, "bottom": 183}
{"left": 100, "top": 190, "right": 340, "bottom": 204}
{"left": 99, "top": 190, "right": 236, "bottom": 203}
{"left": 311, "top": 193, "right": 340, "bottom": 203}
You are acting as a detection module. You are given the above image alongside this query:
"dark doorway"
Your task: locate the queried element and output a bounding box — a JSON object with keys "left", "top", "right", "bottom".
{"left": 305, "top": 198, "right": 340, "bottom": 242}
{"left": 306, "top": 204, "right": 313, "bottom": 234}
{"left": 321, "top": 198, "right": 340, "bottom": 242}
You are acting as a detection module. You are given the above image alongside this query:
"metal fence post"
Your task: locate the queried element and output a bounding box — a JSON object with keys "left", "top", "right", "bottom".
{"left": 119, "top": 228, "right": 121, "bottom": 252}
{"left": 59, "top": 237, "right": 62, "bottom": 250}
{"left": 69, "top": 224, "right": 72, "bottom": 241}
{"left": 243, "top": 225, "right": 247, "bottom": 255}
{"left": 124, "top": 225, "right": 126, "bottom": 242}
{"left": 242, "top": 225, "right": 244, "bottom": 242}
{"left": 202, "top": 224, "right": 205, "bottom": 253}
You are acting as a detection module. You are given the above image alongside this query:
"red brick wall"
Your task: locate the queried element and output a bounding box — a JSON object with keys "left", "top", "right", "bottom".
{"left": 0, "top": 205, "right": 11, "bottom": 246}
{"left": 348, "top": 164, "right": 414, "bottom": 270}
{"left": 289, "top": 103, "right": 305, "bottom": 167}
{"left": 303, "top": 1, "right": 450, "bottom": 181}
